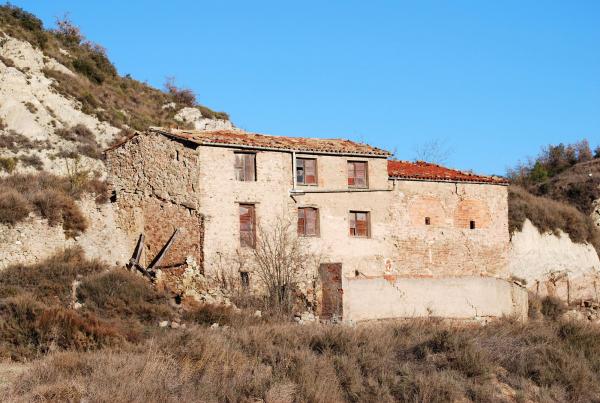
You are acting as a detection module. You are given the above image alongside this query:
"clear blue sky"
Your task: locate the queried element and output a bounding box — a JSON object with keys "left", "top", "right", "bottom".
{"left": 9, "top": 1, "right": 600, "bottom": 175}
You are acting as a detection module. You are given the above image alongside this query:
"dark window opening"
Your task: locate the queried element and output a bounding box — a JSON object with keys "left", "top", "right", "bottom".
{"left": 470, "top": 220, "right": 476, "bottom": 229}
{"left": 240, "top": 272, "right": 249, "bottom": 288}
{"left": 239, "top": 204, "right": 256, "bottom": 247}
{"left": 296, "top": 158, "right": 317, "bottom": 185}
{"left": 425, "top": 217, "right": 431, "bottom": 225}
{"left": 234, "top": 152, "right": 256, "bottom": 181}
{"left": 347, "top": 161, "right": 368, "bottom": 188}
{"left": 298, "top": 207, "right": 319, "bottom": 236}
{"left": 110, "top": 190, "right": 117, "bottom": 203}
{"left": 349, "top": 211, "right": 370, "bottom": 237}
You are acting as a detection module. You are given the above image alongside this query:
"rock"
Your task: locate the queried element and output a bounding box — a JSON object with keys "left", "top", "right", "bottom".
{"left": 170, "top": 322, "right": 180, "bottom": 329}
{"left": 254, "top": 310, "right": 262, "bottom": 318}
{"left": 73, "top": 302, "right": 83, "bottom": 310}
{"left": 159, "top": 320, "right": 169, "bottom": 328}
{"left": 210, "top": 323, "right": 219, "bottom": 329}
{"left": 162, "top": 102, "right": 176, "bottom": 110}
{"left": 174, "top": 107, "right": 237, "bottom": 131}
{"left": 562, "top": 310, "right": 586, "bottom": 321}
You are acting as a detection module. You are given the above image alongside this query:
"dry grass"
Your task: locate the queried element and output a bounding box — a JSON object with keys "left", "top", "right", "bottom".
{"left": 0, "top": 172, "right": 108, "bottom": 236}
{"left": 509, "top": 185, "right": 600, "bottom": 253}
{"left": 56, "top": 124, "right": 102, "bottom": 159}
{"left": 5, "top": 319, "right": 600, "bottom": 402}
{"left": 2, "top": 250, "right": 600, "bottom": 402}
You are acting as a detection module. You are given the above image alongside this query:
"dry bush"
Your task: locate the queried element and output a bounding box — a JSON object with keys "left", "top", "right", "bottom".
{"left": 509, "top": 185, "right": 600, "bottom": 253}
{"left": 0, "top": 172, "right": 108, "bottom": 234}
{"left": 0, "top": 130, "right": 50, "bottom": 152}
{"left": 77, "top": 269, "right": 175, "bottom": 324}
{"left": 0, "top": 189, "right": 31, "bottom": 224}
{"left": 18, "top": 153, "right": 43, "bottom": 170}
{"left": 0, "top": 247, "right": 106, "bottom": 304}
{"left": 0, "top": 156, "right": 17, "bottom": 172}
{"left": 540, "top": 295, "right": 567, "bottom": 320}
{"left": 56, "top": 124, "right": 102, "bottom": 160}
{"left": 0, "top": 295, "right": 122, "bottom": 361}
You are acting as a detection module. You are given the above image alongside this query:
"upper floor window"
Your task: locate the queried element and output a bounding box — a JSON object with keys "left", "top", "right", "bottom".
{"left": 235, "top": 152, "right": 256, "bottom": 181}
{"left": 349, "top": 211, "right": 370, "bottom": 237}
{"left": 296, "top": 158, "right": 317, "bottom": 185}
{"left": 239, "top": 204, "right": 256, "bottom": 247}
{"left": 347, "top": 161, "right": 368, "bottom": 188}
{"left": 298, "top": 207, "right": 319, "bottom": 236}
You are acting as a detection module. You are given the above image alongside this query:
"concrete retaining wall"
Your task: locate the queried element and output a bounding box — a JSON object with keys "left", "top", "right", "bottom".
{"left": 342, "top": 276, "right": 527, "bottom": 322}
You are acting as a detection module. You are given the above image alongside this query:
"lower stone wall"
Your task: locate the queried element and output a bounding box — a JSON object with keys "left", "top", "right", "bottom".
{"left": 115, "top": 194, "right": 203, "bottom": 269}
{"left": 342, "top": 276, "right": 527, "bottom": 322}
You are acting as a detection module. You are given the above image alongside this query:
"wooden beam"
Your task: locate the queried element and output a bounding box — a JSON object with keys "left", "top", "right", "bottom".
{"left": 148, "top": 228, "right": 180, "bottom": 271}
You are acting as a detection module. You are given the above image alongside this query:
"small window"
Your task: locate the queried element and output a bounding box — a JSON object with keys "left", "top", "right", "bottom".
{"left": 349, "top": 211, "right": 370, "bottom": 237}
{"left": 234, "top": 152, "right": 256, "bottom": 181}
{"left": 239, "top": 204, "right": 256, "bottom": 247}
{"left": 425, "top": 217, "right": 431, "bottom": 225}
{"left": 296, "top": 158, "right": 317, "bottom": 185}
{"left": 348, "top": 161, "right": 368, "bottom": 188}
{"left": 240, "top": 272, "right": 249, "bottom": 288}
{"left": 298, "top": 207, "right": 319, "bottom": 236}
{"left": 470, "top": 220, "right": 476, "bottom": 230}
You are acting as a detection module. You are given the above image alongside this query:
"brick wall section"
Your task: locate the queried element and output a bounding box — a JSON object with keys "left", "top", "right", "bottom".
{"left": 106, "top": 132, "right": 203, "bottom": 267}
{"left": 390, "top": 180, "right": 509, "bottom": 278}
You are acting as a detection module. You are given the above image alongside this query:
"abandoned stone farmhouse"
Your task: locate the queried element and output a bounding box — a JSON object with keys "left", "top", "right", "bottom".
{"left": 106, "top": 128, "right": 527, "bottom": 322}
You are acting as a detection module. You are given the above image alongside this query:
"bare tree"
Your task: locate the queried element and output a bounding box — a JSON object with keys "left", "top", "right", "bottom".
{"left": 413, "top": 139, "right": 453, "bottom": 165}
{"left": 251, "top": 218, "right": 313, "bottom": 312}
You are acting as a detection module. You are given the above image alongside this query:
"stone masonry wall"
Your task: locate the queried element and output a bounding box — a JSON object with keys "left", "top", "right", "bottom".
{"left": 106, "top": 132, "right": 203, "bottom": 267}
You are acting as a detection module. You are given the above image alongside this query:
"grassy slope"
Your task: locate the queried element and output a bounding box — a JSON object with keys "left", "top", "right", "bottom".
{"left": 1, "top": 250, "right": 600, "bottom": 402}
{"left": 0, "top": 4, "right": 228, "bottom": 134}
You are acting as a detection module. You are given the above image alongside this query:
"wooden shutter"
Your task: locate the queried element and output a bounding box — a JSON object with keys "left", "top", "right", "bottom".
{"left": 297, "top": 208, "right": 306, "bottom": 235}
{"left": 356, "top": 212, "right": 368, "bottom": 236}
{"left": 354, "top": 162, "right": 367, "bottom": 188}
{"left": 244, "top": 154, "right": 256, "bottom": 181}
{"left": 234, "top": 153, "right": 245, "bottom": 180}
{"left": 347, "top": 162, "right": 355, "bottom": 186}
{"left": 239, "top": 204, "right": 255, "bottom": 247}
{"left": 305, "top": 159, "right": 316, "bottom": 184}
{"left": 306, "top": 208, "right": 317, "bottom": 236}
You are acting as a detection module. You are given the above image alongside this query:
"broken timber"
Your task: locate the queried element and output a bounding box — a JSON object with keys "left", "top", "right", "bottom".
{"left": 127, "top": 229, "right": 180, "bottom": 279}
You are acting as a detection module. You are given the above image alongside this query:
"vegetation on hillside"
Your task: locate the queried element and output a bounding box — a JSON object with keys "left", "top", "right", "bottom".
{"left": 0, "top": 250, "right": 599, "bottom": 402}
{"left": 0, "top": 4, "right": 228, "bottom": 132}
{"left": 507, "top": 139, "right": 600, "bottom": 250}
{"left": 0, "top": 171, "right": 107, "bottom": 236}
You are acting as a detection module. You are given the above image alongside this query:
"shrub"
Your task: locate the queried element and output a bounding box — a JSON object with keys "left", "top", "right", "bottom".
{"left": 165, "top": 77, "right": 196, "bottom": 106}
{"left": 0, "top": 188, "right": 31, "bottom": 224}
{"left": 23, "top": 101, "right": 38, "bottom": 113}
{"left": 56, "top": 124, "right": 102, "bottom": 160}
{"left": 0, "top": 156, "right": 17, "bottom": 173}
{"left": 540, "top": 296, "right": 567, "bottom": 320}
{"left": 0, "top": 247, "right": 107, "bottom": 304}
{"left": 0, "top": 172, "right": 107, "bottom": 234}
{"left": 509, "top": 185, "right": 600, "bottom": 253}
{"left": 0, "top": 131, "right": 32, "bottom": 151}
{"left": 18, "top": 154, "right": 43, "bottom": 170}
{"left": 77, "top": 269, "right": 175, "bottom": 324}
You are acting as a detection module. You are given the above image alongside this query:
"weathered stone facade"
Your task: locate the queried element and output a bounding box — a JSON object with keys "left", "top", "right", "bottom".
{"left": 106, "top": 129, "right": 522, "bottom": 320}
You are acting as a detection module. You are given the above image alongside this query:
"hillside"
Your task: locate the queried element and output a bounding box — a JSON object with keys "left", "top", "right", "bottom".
{"left": 0, "top": 4, "right": 233, "bottom": 176}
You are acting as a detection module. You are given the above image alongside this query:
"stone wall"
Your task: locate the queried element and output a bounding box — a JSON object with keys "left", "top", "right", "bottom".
{"left": 106, "top": 132, "right": 203, "bottom": 267}
{"left": 343, "top": 276, "right": 528, "bottom": 322}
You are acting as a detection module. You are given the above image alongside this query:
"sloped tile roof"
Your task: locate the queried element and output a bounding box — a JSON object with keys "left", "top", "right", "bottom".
{"left": 150, "top": 128, "right": 391, "bottom": 156}
{"left": 387, "top": 160, "right": 508, "bottom": 184}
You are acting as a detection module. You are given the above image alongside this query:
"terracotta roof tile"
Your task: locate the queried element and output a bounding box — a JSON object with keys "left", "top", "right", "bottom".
{"left": 150, "top": 128, "right": 391, "bottom": 156}
{"left": 387, "top": 160, "right": 508, "bottom": 184}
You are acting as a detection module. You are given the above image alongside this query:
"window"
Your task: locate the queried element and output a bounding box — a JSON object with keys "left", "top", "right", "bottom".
{"left": 347, "top": 161, "right": 368, "bottom": 188}
{"left": 298, "top": 207, "right": 319, "bottom": 236}
{"left": 239, "top": 204, "right": 256, "bottom": 247}
{"left": 240, "top": 272, "right": 249, "bottom": 288}
{"left": 234, "top": 152, "right": 256, "bottom": 181}
{"left": 470, "top": 220, "right": 476, "bottom": 230}
{"left": 349, "top": 211, "right": 370, "bottom": 237}
{"left": 296, "top": 158, "right": 317, "bottom": 185}
{"left": 425, "top": 217, "right": 431, "bottom": 225}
